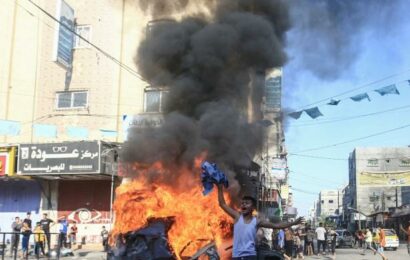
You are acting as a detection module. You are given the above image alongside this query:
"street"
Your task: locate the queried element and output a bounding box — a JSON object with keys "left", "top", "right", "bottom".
{"left": 304, "top": 245, "right": 409, "bottom": 260}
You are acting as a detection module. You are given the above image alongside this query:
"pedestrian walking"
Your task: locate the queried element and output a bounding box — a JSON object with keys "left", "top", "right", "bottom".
{"left": 34, "top": 222, "right": 46, "bottom": 258}
{"left": 101, "top": 226, "right": 109, "bottom": 252}
{"left": 315, "top": 223, "right": 326, "bottom": 255}
{"left": 216, "top": 184, "right": 304, "bottom": 260}
{"left": 21, "top": 222, "right": 31, "bottom": 260}
{"left": 377, "top": 227, "right": 388, "bottom": 260}
{"left": 361, "top": 228, "right": 377, "bottom": 255}
{"left": 10, "top": 216, "right": 22, "bottom": 257}
{"left": 400, "top": 221, "right": 410, "bottom": 255}
{"left": 39, "top": 213, "right": 54, "bottom": 254}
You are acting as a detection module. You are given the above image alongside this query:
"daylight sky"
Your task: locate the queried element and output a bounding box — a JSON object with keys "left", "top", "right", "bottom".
{"left": 283, "top": 0, "right": 410, "bottom": 216}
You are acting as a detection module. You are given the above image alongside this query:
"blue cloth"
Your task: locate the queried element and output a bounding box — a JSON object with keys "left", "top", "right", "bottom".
{"left": 374, "top": 84, "right": 400, "bottom": 96}
{"left": 304, "top": 107, "right": 323, "bottom": 119}
{"left": 233, "top": 215, "right": 257, "bottom": 257}
{"left": 327, "top": 99, "right": 340, "bottom": 105}
{"left": 33, "top": 123, "right": 57, "bottom": 138}
{"left": 288, "top": 111, "right": 303, "bottom": 119}
{"left": 350, "top": 93, "right": 371, "bottom": 102}
{"left": 201, "top": 161, "right": 228, "bottom": 195}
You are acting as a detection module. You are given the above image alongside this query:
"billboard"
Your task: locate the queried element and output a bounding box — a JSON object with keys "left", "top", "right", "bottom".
{"left": 18, "top": 141, "right": 101, "bottom": 175}
{"left": 358, "top": 171, "right": 410, "bottom": 187}
{"left": 53, "top": 0, "right": 75, "bottom": 68}
{"left": 0, "top": 146, "right": 16, "bottom": 176}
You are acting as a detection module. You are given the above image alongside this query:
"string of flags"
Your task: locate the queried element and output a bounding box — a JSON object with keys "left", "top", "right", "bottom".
{"left": 289, "top": 80, "right": 409, "bottom": 120}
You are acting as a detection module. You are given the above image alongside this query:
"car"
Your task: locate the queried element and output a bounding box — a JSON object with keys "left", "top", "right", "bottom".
{"left": 373, "top": 229, "right": 399, "bottom": 251}
{"left": 335, "top": 229, "right": 354, "bottom": 248}
{"left": 383, "top": 229, "right": 399, "bottom": 250}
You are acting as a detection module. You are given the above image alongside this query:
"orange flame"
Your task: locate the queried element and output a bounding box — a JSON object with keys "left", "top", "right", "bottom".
{"left": 112, "top": 158, "right": 233, "bottom": 259}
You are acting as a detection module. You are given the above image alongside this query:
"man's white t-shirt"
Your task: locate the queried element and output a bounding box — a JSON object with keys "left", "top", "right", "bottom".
{"left": 315, "top": 227, "right": 326, "bottom": 241}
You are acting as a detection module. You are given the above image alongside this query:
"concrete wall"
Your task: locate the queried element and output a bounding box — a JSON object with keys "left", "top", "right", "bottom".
{"left": 351, "top": 147, "right": 410, "bottom": 215}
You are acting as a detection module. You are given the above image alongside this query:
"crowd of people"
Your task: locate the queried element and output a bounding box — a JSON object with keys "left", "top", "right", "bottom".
{"left": 6, "top": 212, "right": 110, "bottom": 259}
{"left": 257, "top": 222, "right": 338, "bottom": 260}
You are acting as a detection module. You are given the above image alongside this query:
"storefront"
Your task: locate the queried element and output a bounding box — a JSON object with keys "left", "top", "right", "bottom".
{"left": 17, "top": 141, "right": 119, "bottom": 244}
{"left": 0, "top": 146, "right": 42, "bottom": 234}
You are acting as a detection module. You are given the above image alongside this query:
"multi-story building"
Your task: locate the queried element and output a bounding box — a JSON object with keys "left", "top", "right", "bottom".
{"left": 348, "top": 147, "right": 410, "bottom": 229}
{"left": 0, "top": 0, "right": 163, "bottom": 241}
{"left": 1, "top": 0, "right": 290, "bottom": 242}
{"left": 318, "top": 190, "right": 340, "bottom": 217}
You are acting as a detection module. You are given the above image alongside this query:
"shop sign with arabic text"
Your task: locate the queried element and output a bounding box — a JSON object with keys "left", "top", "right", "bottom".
{"left": 18, "top": 141, "right": 101, "bottom": 174}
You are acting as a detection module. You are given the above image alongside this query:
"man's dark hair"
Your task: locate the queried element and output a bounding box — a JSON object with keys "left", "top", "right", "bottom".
{"left": 43, "top": 213, "right": 47, "bottom": 216}
{"left": 319, "top": 223, "right": 323, "bottom": 227}
{"left": 242, "top": 196, "right": 257, "bottom": 208}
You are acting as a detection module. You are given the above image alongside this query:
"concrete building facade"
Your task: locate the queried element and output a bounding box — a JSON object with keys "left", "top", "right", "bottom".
{"left": 348, "top": 147, "right": 410, "bottom": 227}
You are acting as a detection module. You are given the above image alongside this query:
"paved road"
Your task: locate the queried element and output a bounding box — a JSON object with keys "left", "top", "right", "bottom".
{"left": 304, "top": 244, "right": 409, "bottom": 260}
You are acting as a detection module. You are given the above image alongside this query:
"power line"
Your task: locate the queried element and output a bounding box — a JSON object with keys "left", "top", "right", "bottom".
{"left": 25, "top": 0, "right": 144, "bottom": 80}
{"left": 292, "top": 122, "right": 410, "bottom": 153}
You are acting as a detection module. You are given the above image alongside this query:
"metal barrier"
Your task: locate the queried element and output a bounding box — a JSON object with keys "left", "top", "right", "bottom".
{"left": 0, "top": 232, "right": 73, "bottom": 260}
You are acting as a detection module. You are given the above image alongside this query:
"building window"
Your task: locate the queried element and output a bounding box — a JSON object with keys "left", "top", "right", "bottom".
{"left": 367, "top": 159, "right": 379, "bottom": 167}
{"left": 56, "top": 91, "right": 88, "bottom": 109}
{"left": 329, "top": 200, "right": 334, "bottom": 203}
{"left": 321, "top": 200, "right": 324, "bottom": 204}
{"left": 400, "top": 159, "right": 410, "bottom": 167}
{"left": 144, "top": 89, "right": 168, "bottom": 113}
{"left": 74, "top": 25, "right": 91, "bottom": 48}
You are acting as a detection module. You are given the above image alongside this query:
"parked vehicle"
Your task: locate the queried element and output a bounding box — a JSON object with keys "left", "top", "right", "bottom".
{"left": 335, "top": 230, "right": 354, "bottom": 248}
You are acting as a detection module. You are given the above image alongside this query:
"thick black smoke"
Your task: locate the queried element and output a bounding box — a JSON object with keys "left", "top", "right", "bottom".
{"left": 122, "top": 0, "right": 290, "bottom": 190}
{"left": 286, "top": 0, "right": 402, "bottom": 80}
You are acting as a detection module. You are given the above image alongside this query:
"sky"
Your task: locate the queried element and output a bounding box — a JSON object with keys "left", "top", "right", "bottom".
{"left": 282, "top": 0, "right": 410, "bottom": 216}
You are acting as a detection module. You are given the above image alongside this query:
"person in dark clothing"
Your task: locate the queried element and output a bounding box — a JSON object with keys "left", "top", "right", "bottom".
{"left": 10, "top": 216, "right": 22, "bottom": 256}
{"left": 23, "top": 212, "right": 32, "bottom": 229}
{"left": 39, "top": 213, "right": 54, "bottom": 253}
{"left": 101, "top": 226, "right": 109, "bottom": 252}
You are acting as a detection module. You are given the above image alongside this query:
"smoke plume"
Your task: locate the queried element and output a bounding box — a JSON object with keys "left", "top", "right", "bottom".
{"left": 286, "top": 0, "right": 403, "bottom": 80}
{"left": 122, "top": 0, "right": 290, "bottom": 192}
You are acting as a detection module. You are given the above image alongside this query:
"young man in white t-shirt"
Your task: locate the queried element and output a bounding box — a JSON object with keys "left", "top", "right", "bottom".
{"left": 315, "top": 223, "right": 326, "bottom": 255}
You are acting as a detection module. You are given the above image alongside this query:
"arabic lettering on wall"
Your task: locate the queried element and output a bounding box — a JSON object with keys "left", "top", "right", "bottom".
{"left": 19, "top": 142, "right": 100, "bottom": 174}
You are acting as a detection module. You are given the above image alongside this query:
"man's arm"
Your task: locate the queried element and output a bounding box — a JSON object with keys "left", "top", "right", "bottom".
{"left": 258, "top": 217, "right": 304, "bottom": 229}
{"left": 217, "top": 184, "right": 240, "bottom": 220}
